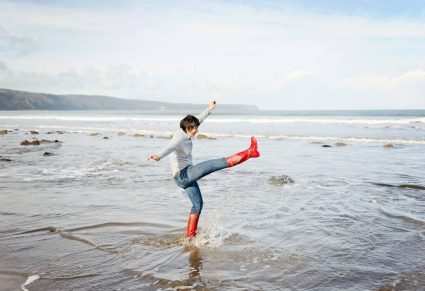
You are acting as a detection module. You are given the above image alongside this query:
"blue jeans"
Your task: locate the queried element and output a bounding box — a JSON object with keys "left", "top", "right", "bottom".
{"left": 174, "top": 158, "right": 228, "bottom": 214}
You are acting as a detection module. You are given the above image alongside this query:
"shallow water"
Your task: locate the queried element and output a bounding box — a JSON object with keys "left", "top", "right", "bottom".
{"left": 1, "top": 111, "right": 425, "bottom": 290}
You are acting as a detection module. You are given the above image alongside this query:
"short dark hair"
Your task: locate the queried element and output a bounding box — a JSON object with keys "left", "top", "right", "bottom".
{"left": 180, "top": 115, "right": 200, "bottom": 132}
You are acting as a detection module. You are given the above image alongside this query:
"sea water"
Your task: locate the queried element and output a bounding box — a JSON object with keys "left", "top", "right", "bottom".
{"left": 0, "top": 110, "right": 424, "bottom": 290}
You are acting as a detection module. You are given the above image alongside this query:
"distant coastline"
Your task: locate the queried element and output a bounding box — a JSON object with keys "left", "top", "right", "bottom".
{"left": 1, "top": 88, "right": 424, "bottom": 116}
{"left": 0, "top": 88, "right": 259, "bottom": 113}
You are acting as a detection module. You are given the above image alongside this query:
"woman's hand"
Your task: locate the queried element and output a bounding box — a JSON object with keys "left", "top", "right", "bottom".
{"left": 208, "top": 100, "right": 217, "bottom": 111}
{"left": 148, "top": 154, "right": 160, "bottom": 161}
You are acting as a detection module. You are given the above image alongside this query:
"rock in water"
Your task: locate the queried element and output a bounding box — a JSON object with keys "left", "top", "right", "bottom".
{"left": 269, "top": 175, "right": 295, "bottom": 185}
{"left": 43, "top": 152, "right": 54, "bottom": 156}
{"left": 335, "top": 142, "right": 347, "bottom": 147}
{"left": 321, "top": 145, "right": 332, "bottom": 148}
{"left": 20, "top": 139, "right": 62, "bottom": 146}
{"left": 47, "top": 130, "right": 64, "bottom": 134}
{"left": 20, "top": 140, "right": 37, "bottom": 145}
{"left": 384, "top": 144, "right": 395, "bottom": 148}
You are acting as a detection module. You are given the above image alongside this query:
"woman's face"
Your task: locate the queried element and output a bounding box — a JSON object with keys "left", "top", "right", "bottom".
{"left": 186, "top": 127, "right": 198, "bottom": 137}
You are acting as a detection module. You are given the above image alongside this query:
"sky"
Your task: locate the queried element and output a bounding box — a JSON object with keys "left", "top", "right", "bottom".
{"left": 0, "top": 0, "right": 424, "bottom": 110}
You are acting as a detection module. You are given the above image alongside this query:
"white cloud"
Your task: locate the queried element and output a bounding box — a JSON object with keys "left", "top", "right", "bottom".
{"left": 0, "top": 1, "right": 424, "bottom": 109}
{"left": 350, "top": 70, "right": 425, "bottom": 91}
{"left": 0, "top": 25, "right": 39, "bottom": 56}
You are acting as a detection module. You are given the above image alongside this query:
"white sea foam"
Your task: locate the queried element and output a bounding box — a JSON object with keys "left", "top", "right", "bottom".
{"left": 16, "top": 125, "right": 175, "bottom": 136}
{"left": 208, "top": 117, "right": 425, "bottom": 126}
{"left": 9, "top": 122, "right": 425, "bottom": 145}
{"left": 21, "top": 275, "right": 40, "bottom": 291}
{"left": 1, "top": 114, "right": 424, "bottom": 126}
{"left": 203, "top": 132, "right": 425, "bottom": 145}
{"left": 267, "top": 135, "right": 425, "bottom": 145}
{"left": 18, "top": 160, "right": 127, "bottom": 182}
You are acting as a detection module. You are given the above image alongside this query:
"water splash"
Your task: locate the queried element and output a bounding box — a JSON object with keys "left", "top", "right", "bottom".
{"left": 189, "top": 210, "right": 226, "bottom": 248}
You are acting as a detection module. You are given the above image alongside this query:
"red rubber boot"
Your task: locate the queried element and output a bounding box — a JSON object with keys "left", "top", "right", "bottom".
{"left": 226, "top": 136, "right": 260, "bottom": 167}
{"left": 186, "top": 213, "right": 200, "bottom": 237}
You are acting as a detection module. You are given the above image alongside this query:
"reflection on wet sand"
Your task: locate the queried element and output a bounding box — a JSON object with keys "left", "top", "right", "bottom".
{"left": 186, "top": 245, "right": 206, "bottom": 288}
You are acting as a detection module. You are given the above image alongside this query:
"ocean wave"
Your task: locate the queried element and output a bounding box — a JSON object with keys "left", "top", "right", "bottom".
{"left": 17, "top": 124, "right": 425, "bottom": 144}
{"left": 22, "top": 226, "right": 120, "bottom": 254}
{"left": 1, "top": 114, "right": 424, "bottom": 126}
{"left": 19, "top": 125, "right": 175, "bottom": 136}
{"left": 18, "top": 159, "right": 130, "bottom": 182}
{"left": 208, "top": 117, "right": 425, "bottom": 126}
{"left": 0, "top": 115, "right": 180, "bottom": 122}
{"left": 380, "top": 209, "right": 425, "bottom": 227}
{"left": 3, "top": 123, "right": 425, "bottom": 145}
{"left": 267, "top": 135, "right": 425, "bottom": 145}
{"left": 372, "top": 182, "right": 425, "bottom": 190}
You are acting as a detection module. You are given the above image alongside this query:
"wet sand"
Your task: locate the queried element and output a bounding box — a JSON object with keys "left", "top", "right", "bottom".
{"left": 0, "top": 275, "right": 24, "bottom": 291}
{"left": 1, "top": 111, "right": 425, "bottom": 289}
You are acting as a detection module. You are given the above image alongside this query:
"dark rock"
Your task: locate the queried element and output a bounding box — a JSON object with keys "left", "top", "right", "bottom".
{"left": 47, "top": 130, "right": 65, "bottom": 134}
{"left": 399, "top": 184, "right": 425, "bottom": 190}
{"left": 377, "top": 285, "right": 395, "bottom": 291}
{"left": 46, "top": 131, "right": 64, "bottom": 134}
{"left": 20, "top": 139, "right": 61, "bottom": 146}
{"left": 103, "top": 136, "right": 109, "bottom": 139}
{"left": 321, "top": 145, "right": 332, "bottom": 148}
{"left": 20, "top": 140, "right": 40, "bottom": 145}
{"left": 30, "top": 130, "right": 39, "bottom": 135}
{"left": 43, "top": 152, "right": 54, "bottom": 156}
{"left": 39, "top": 139, "right": 58, "bottom": 144}
{"left": 269, "top": 175, "right": 295, "bottom": 185}
{"left": 384, "top": 144, "right": 395, "bottom": 148}
{"left": 0, "top": 157, "right": 12, "bottom": 162}
{"left": 373, "top": 182, "right": 425, "bottom": 190}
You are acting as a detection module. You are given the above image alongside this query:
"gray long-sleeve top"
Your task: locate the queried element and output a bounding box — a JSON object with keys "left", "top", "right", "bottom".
{"left": 158, "top": 106, "right": 212, "bottom": 177}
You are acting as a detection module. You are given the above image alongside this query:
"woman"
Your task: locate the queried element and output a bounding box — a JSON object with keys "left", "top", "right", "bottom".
{"left": 148, "top": 100, "right": 260, "bottom": 237}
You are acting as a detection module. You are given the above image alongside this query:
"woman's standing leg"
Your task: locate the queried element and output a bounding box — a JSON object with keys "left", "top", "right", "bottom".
{"left": 185, "top": 182, "right": 203, "bottom": 237}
